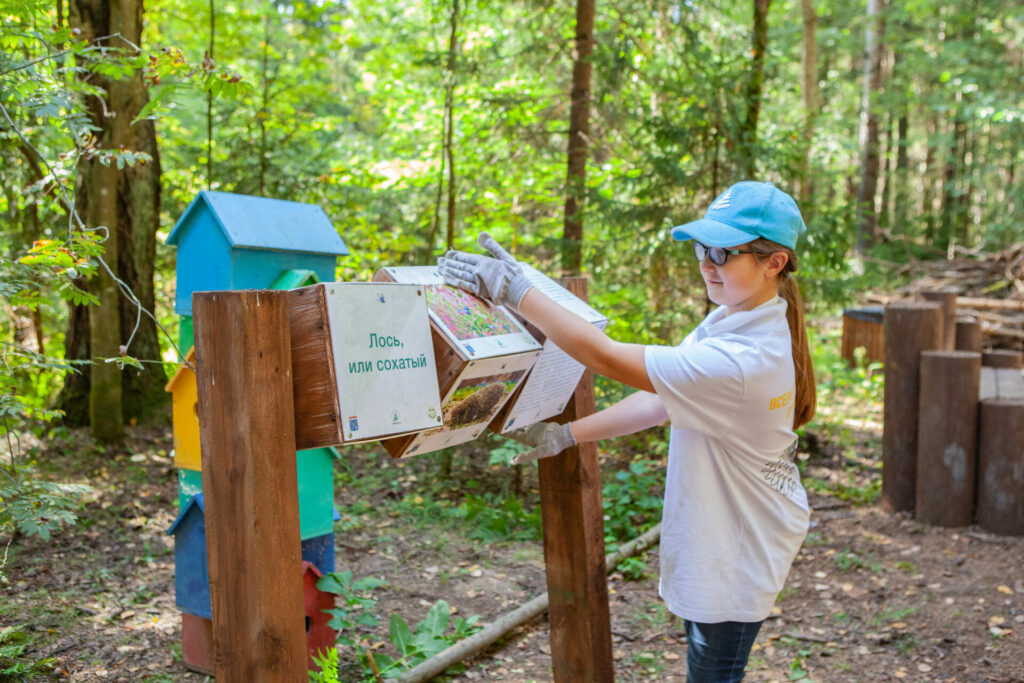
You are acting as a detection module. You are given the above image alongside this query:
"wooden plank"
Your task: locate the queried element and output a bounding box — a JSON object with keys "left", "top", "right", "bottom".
{"left": 289, "top": 284, "right": 344, "bottom": 450}
{"left": 536, "top": 277, "right": 614, "bottom": 683}
{"left": 193, "top": 290, "right": 307, "bottom": 681}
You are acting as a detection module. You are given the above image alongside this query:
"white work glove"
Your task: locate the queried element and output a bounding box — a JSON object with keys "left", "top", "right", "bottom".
{"left": 437, "top": 233, "right": 534, "bottom": 309}
{"left": 506, "top": 422, "right": 577, "bottom": 465}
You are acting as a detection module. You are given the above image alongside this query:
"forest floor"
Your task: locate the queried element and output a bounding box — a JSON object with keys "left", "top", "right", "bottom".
{"left": 2, "top": 336, "right": 1024, "bottom": 682}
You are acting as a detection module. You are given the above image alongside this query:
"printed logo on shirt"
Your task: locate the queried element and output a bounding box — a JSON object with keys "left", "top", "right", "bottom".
{"left": 709, "top": 188, "right": 733, "bottom": 211}
{"left": 768, "top": 390, "right": 792, "bottom": 412}
{"left": 761, "top": 440, "right": 800, "bottom": 499}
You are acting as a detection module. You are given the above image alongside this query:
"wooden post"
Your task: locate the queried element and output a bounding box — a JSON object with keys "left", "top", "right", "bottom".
{"left": 193, "top": 290, "right": 307, "bottom": 680}
{"left": 954, "top": 319, "right": 982, "bottom": 353}
{"left": 882, "top": 302, "right": 943, "bottom": 512}
{"left": 915, "top": 350, "right": 981, "bottom": 526}
{"left": 976, "top": 398, "right": 1024, "bottom": 536}
{"left": 982, "top": 350, "right": 1023, "bottom": 369}
{"left": 921, "top": 289, "right": 957, "bottom": 350}
{"left": 537, "top": 277, "right": 613, "bottom": 683}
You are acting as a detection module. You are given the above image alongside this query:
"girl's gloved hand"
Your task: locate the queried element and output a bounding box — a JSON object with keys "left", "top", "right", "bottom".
{"left": 507, "top": 422, "right": 577, "bottom": 464}
{"left": 437, "top": 233, "right": 534, "bottom": 309}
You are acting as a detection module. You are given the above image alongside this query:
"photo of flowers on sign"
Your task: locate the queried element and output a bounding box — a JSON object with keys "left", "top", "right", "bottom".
{"left": 381, "top": 266, "right": 540, "bottom": 358}
{"left": 424, "top": 284, "right": 518, "bottom": 341}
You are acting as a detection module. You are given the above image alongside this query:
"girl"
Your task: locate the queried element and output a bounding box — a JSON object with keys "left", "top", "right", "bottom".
{"left": 437, "top": 180, "right": 814, "bottom": 683}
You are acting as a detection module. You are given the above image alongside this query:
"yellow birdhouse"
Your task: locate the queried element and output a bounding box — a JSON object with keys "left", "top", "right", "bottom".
{"left": 166, "top": 348, "right": 201, "bottom": 471}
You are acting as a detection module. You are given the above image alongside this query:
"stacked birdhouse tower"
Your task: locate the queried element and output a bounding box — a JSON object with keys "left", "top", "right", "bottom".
{"left": 164, "top": 191, "right": 350, "bottom": 673}
{"left": 881, "top": 290, "right": 1024, "bottom": 536}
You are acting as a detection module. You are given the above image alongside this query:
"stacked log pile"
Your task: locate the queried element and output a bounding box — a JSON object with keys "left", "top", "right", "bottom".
{"left": 867, "top": 244, "right": 1024, "bottom": 350}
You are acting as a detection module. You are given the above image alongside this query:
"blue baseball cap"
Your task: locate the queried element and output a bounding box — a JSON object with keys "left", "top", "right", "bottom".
{"left": 671, "top": 181, "right": 806, "bottom": 250}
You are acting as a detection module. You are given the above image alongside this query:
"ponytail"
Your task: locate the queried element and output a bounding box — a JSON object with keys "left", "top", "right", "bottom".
{"left": 751, "top": 239, "right": 817, "bottom": 429}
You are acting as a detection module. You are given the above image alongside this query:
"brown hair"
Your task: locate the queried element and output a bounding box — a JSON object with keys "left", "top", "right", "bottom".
{"left": 750, "top": 238, "right": 816, "bottom": 429}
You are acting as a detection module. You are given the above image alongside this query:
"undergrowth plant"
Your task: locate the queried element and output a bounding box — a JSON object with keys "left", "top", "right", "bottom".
{"left": 313, "top": 571, "right": 481, "bottom": 681}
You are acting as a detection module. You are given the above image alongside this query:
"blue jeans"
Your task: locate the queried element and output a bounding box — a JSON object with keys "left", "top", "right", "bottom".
{"left": 684, "top": 619, "right": 763, "bottom": 682}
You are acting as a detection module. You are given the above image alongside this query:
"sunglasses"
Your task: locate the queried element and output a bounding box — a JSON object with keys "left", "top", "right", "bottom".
{"left": 691, "top": 241, "right": 755, "bottom": 266}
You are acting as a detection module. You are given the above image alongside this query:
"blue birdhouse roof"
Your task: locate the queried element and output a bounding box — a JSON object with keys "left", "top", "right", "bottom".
{"left": 166, "top": 191, "right": 349, "bottom": 256}
{"left": 167, "top": 492, "right": 204, "bottom": 535}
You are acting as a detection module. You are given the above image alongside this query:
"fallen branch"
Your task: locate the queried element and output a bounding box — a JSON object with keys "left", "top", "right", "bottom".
{"left": 398, "top": 523, "right": 662, "bottom": 683}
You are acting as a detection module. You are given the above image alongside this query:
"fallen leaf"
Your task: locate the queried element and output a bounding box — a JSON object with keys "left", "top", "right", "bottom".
{"left": 997, "top": 585, "right": 1014, "bottom": 595}
{"left": 893, "top": 670, "right": 908, "bottom": 679}
{"left": 663, "top": 652, "right": 680, "bottom": 660}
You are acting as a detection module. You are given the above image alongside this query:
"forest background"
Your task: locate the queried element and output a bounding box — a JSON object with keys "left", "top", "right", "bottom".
{"left": 1, "top": 0, "right": 1023, "bottom": 661}
{"left": 2, "top": 0, "right": 1024, "bottom": 679}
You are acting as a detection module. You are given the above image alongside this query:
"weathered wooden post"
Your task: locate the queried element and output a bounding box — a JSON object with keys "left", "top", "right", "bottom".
{"left": 537, "top": 277, "right": 614, "bottom": 683}
{"left": 915, "top": 350, "right": 981, "bottom": 526}
{"left": 980, "top": 350, "right": 1024, "bottom": 401}
{"left": 921, "top": 289, "right": 957, "bottom": 350}
{"left": 955, "top": 319, "right": 982, "bottom": 353}
{"left": 193, "top": 290, "right": 308, "bottom": 680}
{"left": 982, "top": 350, "right": 1024, "bottom": 369}
{"left": 882, "top": 302, "right": 944, "bottom": 512}
{"left": 976, "top": 398, "right": 1024, "bottom": 536}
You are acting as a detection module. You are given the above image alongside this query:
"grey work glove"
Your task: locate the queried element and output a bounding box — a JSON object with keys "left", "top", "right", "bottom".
{"left": 507, "top": 422, "right": 577, "bottom": 465}
{"left": 437, "top": 233, "right": 534, "bottom": 309}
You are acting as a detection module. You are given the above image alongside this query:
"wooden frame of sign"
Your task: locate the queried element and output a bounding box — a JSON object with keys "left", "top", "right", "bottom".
{"left": 287, "top": 282, "right": 444, "bottom": 450}
{"left": 191, "top": 283, "right": 612, "bottom": 682}
{"left": 372, "top": 267, "right": 542, "bottom": 458}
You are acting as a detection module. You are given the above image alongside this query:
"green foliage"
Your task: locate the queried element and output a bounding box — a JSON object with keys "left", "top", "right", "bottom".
{"left": 313, "top": 573, "right": 481, "bottom": 682}
{"left": 454, "top": 493, "right": 541, "bottom": 543}
{"left": 602, "top": 460, "right": 663, "bottom": 547}
{"left": 616, "top": 556, "right": 649, "bottom": 582}
{"left": 0, "top": 475, "right": 89, "bottom": 542}
{"left": 0, "top": 626, "right": 57, "bottom": 679}
{"left": 317, "top": 570, "right": 388, "bottom": 650}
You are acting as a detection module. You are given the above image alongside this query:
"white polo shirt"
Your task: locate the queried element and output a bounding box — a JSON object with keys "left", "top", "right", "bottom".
{"left": 644, "top": 296, "right": 810, "bottom": 623}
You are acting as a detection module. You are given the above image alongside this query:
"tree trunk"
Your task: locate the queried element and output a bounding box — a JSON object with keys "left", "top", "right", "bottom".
{"left": 855, "top": 0, "right": 885, "bottom": 252}
{"left": 798, "top": 0, "right": 817, "bottom": 207}
{"left": 561, "top": 0, "right": 595, "bottom": 276}
{"left": 207, "top": 0, "right": 215, "bottom": 188}
{"left": 258, "top": 9, "right": 270, "bottom": 197}
{"left": 444, "top": 0, "right": 458, "bottom": 251}
{"left": 893, "top": 93, "right": 910, "bottom": 235}
{"left": 61, "top": 0, "right": 167, "bottom": 438}
{"left": 922, "top": 112, "right": 938, "bottom": 241}
{"left": 742, "top": 0, "right": 771, "bottom": 179}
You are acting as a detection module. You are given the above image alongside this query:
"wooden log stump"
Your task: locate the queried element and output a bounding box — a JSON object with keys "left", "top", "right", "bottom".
{"left": 982, "top": 350, "right": 1024, "bottom": 369}
{"left": 976, "top": 398, "right": 1024, "bottom": 536}
{"left": 882, "top": 302, "right": 944, "bottom": 512}
{"left": 193, "top": 290, "right": 307, "bottom": 681}
{"left": 921, "top": 289, "right": 958, "bottom": 350}
{"left": 955, "top": 319, "right": 982, "bottom": 353}
{"left": 915, "top": 350, "right": 981, "bottom": 526}
{"left": 841, "top": 306, "right": 885, "bottom": 366}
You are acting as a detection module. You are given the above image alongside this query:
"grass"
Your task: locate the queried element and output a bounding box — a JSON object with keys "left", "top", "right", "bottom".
{"left": 0, "top": 625, "right": 58, "bottom": 680}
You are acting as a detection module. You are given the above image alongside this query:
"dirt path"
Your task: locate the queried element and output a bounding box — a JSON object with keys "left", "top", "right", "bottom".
{"left": 2, "top": 424, "right": 1022, "bottom": 682}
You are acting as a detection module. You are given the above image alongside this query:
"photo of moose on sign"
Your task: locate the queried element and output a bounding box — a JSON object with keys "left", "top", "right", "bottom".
{"left": 399, "top": 354, "right": 536, "bottom": 457}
